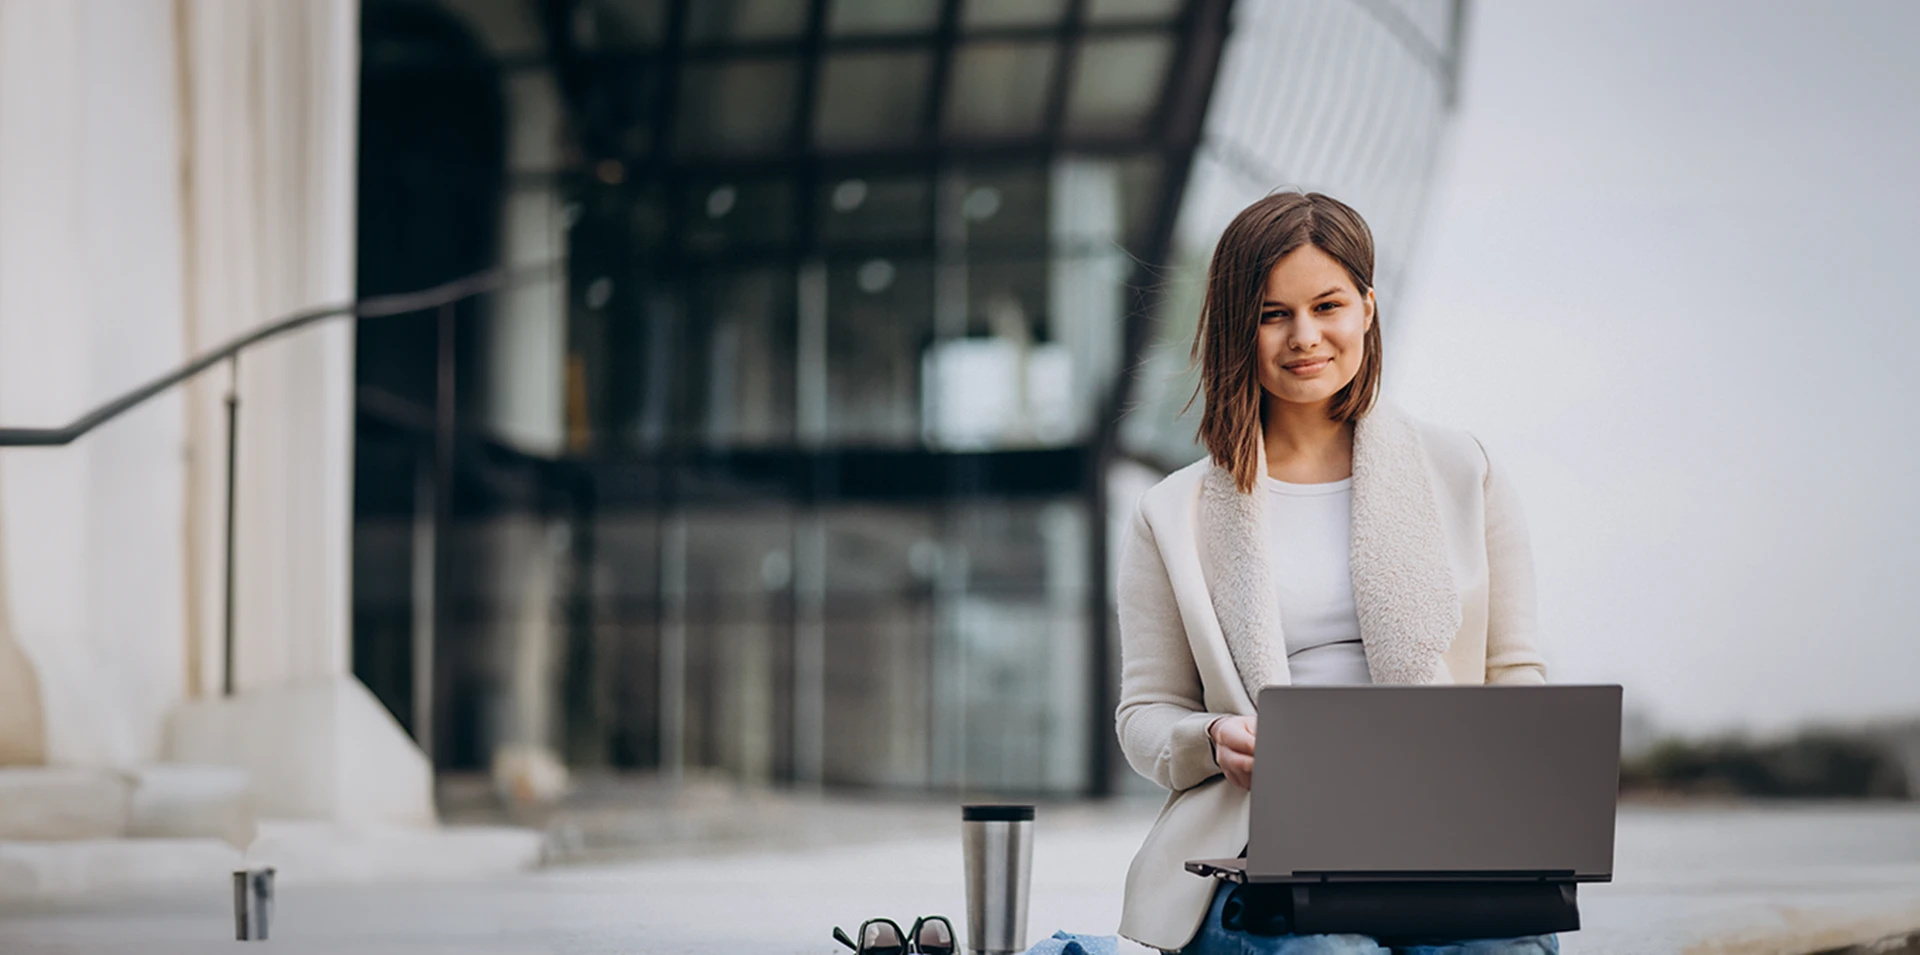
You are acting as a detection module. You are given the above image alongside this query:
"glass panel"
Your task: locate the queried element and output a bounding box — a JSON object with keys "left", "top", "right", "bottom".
{"left": 922, "top": 256, "right": 1066, "bottom": 449}
{"left": 675, "top": 59, "right": 801, "bottom": 154}
{"left": 573, "top": 58, "right": 659, "bottom": 159}
{"left": 962, "top": 0, "right": 1069, "bottom": 30}
{"left": 829, "top": 0, "right": 941, "bottom": 35}
{"left": 820, "top": 506, "right": 938, "bottom": 787}
{"left": 1065, "top": 35, "right": 1172, "bottom": 136}
{"left": 591, "top": 510, "right": 661, "bottom": 768}
{"left": 688, "top": 267, "right": 796, "bottom": 447}
{"left": 965, "top": 258, "right": 1047, "bottom": 340}
{"left": 814, "top": 51, "right": 933, "bottom": 151}
{"left": 826, "top": 258, "right": 933, "bottom": 445}
{"left": 930, "top": 501, "right": 1090, "bottom": 791}
{"left": 682, "top": 177, "right": 795, "bottom": 251}
{"left": 817, "top": 173, "right": 931, "bottom": 243}
{"left": 432, "top": 0, "right": 550, "bottom": 56}
{"left": 682, "top": 508, "right": 794, "bottom": 781}
{"left": 1086, "top": 0, "right": 1184, "bottom": 23}
{"left": 945, "top": 42, "right": 1056, "bottom": 139}
{"left": 1114, "top": 154, "right": 1164, "bottom": 251}
{"left": 576, "top": 0, "right": 669, "bottom": 46}
{"left": 953, "top": 166, "right": 1048, "bottom": 244}
{"left": 686, "top": 0, "right": 807, "bottom": 42}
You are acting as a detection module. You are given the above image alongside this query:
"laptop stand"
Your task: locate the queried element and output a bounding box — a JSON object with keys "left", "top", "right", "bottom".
{"left": 1185, "top": 859, "right": 1580, "bottom": 940}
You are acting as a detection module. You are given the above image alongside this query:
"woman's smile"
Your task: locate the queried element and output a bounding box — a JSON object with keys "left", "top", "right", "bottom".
{"left": 1282, "top": 357, "right": 1330, "bottom": 375}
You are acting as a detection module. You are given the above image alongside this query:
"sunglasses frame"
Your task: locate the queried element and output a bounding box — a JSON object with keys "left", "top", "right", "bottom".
{"left": 834, "top": 916, "right": 908, "bottom": 955}
{"left": 832, "top": 914, "right": 956, "bottom": 955}
{"left": 907, "top": 914, "right": 957, "bottom": 955}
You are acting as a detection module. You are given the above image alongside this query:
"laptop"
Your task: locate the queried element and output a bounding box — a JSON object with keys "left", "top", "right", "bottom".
{"left": 1184, "top": 684, "right": 1622, "bottom": 937}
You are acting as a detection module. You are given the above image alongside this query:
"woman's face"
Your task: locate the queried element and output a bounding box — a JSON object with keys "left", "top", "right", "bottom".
{"left": 1256, "top": 243, "right": 1374, "bottom": 410}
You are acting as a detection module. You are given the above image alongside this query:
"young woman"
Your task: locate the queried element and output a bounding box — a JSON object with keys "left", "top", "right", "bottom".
{"left": 1113, "top": 191, "right": 1558, "bottom": 955}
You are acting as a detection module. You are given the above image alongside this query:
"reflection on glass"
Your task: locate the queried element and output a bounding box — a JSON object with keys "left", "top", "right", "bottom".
{"left": 1066, "top": 35, "right": 1173, "bottom": 136}
{"left": 686, "top": 0, "right": 807, "bottom": 42}
{"left": 682, "top": 509, "right": 794, "bottom": 782}
{"left": 1113, "top": 154, "right": 1163, "bottom": 251}
{"left": 930, "top": 501, "right": 1091, "bottom": 792}
{"left": 682, "top": 177, "right": 795, "bottom": 251}
{"left": 572, "top": 60, "right": 659, "bottom": 158}
{"left": 588, "top": 511, "right": 661, "bottom": 768}
{"left": 814, "top": 51, "right": 933, "bottom": 151}
{"left": 945, "top": 42, "right": 1056, "bottom": 139}
{"left": 961, "top": 0, "right": 1069, "bottom": 30}
{"left": 827, "top": 259, "right": 932, "bottom": 445}
{"left": 690, "top": 267, "right": 796, "bottom": 447}
{"left": 821, "top": 506, "right": 937, "bottom": 787}
{"left": 579, "top": 0, "right": 669, "bottom": 46}
{"left": 828, "top": 0, "right": 941, "bottom": 35}
{"left": 965, "top": 258, "right": 1046, "bottom": 339}
{"left": 1086, "top": 0, "right": 1184, "bottom": 23}
{"left": 676, "top": 59, "right": 801, "bottom": 154}
{"left": 818, "top": 173, "right": 931, "bottom": 243}
{"left": 951, "top": 166, "right": 1047, "bottom": 243}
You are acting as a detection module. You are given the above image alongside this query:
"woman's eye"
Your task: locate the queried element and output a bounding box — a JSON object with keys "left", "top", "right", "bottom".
{"left": 1317, "top": 302, "right": 1338, "bottom": 311}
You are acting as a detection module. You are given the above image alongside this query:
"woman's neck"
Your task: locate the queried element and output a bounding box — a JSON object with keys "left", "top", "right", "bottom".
{"left": 1262, "top": 397, "right": 1354, "bottom": 483}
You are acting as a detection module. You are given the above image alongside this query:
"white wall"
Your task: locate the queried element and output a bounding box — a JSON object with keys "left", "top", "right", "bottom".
{"left": 0, "top": 0, "right": 190, "bottom": 766}
{"left": 0, "top": 0, "right": 363, "bottom": 768}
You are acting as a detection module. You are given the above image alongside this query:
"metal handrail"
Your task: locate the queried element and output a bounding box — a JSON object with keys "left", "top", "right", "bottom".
{"left": 0, "top": 263, "right": 555, "bottom": 448}
{"left": 0, "top": 261, "right": 562, "bottom": 708}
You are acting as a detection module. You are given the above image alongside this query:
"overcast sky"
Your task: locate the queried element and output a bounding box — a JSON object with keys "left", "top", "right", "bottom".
{"left": 1389, "top": 0, "right": 1920, "bottom": 737}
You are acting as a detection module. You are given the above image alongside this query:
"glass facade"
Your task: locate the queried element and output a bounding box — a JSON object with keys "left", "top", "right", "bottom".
{"left": 352, "top": 0, "right": 1466, "bottom": 796}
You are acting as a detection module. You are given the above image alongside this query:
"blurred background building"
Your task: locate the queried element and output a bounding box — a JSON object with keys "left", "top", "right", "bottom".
{"left": 346, "top": 0, "right": 1472, "bottom": 798}
{"left": 0, "top": 0, "right": 1472, "bottom": 842}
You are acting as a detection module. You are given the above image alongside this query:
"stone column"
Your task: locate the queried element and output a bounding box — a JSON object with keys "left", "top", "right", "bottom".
{"left": 177, "top": 0, "right": 360, "bottom": 695}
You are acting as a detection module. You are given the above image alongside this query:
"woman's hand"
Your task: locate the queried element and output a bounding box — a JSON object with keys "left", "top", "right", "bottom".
{"left": 1209, "top": 715, "right": 1257, "bottom": 790}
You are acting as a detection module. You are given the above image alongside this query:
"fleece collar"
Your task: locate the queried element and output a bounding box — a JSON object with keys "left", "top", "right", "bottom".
{"left": 1197, "top": 399, "right": 1461, "bottom": 704}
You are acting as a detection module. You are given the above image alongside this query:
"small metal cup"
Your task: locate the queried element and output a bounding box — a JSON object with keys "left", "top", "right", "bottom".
{"left": 233, "top": 867, "right": 275, "bottom": 940}
{"left": 961, "top": 805, "right": 1034, "bottom": 955}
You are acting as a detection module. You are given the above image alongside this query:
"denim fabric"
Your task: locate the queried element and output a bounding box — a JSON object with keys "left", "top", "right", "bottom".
{"left": 1177, "top": 880, "right": 1561, "bottom": 955}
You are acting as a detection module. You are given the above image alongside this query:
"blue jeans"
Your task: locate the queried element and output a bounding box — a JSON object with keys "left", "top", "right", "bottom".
{"left": 1177, "top": 880, "right": 1562, "bottom": 955}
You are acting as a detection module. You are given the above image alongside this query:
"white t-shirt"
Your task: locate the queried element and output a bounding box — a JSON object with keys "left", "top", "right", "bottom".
{"left": 1260, "top": 471, "right": 1372, "bottom": 685}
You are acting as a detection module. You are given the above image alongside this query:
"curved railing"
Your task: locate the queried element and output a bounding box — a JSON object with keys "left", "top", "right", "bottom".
{"left": 0, "top": 262, "right": 562, "bottom": 703}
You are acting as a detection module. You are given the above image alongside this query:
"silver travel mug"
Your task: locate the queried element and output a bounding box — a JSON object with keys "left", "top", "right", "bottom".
{"left": 233, "top": 867, "right": 275, "bottom": 940}
{"left": 961, "top": 805, "right": 1034, "bottom": 955}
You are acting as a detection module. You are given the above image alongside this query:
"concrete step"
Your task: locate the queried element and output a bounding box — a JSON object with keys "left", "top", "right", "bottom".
{"left": 0, "top": 767, "right": 132, "bottom": 840}
{"left": 0, "top": 821, "right": 542, "bottom": 899}
{"left": 127, "top": 764, "right": 254, "bottom": 846}
{"left": 0, "top": 837, "right": 239, "bottom": 897}
{"left": 243, "top": 820, "right": 544, "bottom": 884}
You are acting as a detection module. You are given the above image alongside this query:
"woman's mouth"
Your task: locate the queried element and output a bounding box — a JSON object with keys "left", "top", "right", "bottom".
{"left": 1283, "top": 358, "right": 1329, "bottom": 375}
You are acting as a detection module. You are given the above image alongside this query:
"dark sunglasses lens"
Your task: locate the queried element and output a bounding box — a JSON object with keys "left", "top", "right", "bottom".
{"left": 916, "top": 917, "right": 955, "bottom": 954}
{"left": 863, "top": 921, "right": 906, "bottom": 955}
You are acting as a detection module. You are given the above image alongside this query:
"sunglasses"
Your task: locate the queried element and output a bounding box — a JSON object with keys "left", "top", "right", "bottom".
{"left": 832, "top": 915, "right": 955, "bottom": 955}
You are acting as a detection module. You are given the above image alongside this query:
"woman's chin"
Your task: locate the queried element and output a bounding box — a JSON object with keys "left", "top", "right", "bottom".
{"left": 1262, "top": 383, "right": 1346, "bottom": 407}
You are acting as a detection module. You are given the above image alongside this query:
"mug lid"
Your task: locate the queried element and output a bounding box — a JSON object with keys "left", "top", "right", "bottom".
{"left": 961, "top": 805, "right": 1035, "bottom": 822}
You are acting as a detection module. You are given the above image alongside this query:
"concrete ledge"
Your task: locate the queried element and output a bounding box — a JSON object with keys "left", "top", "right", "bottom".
{"left": 0, "top": 822, "right": 541, "bottom": 900}
{"left": 245, "top": 820, "right": 543, "bottom": 884}
{"left": 127, "top": 765, "right": 254, "bottom": 847}
{"left": 0, "top": 767, "right": 132, "bottom": 840}
{"left": 0, "top": 838, "right": 240, "bottom": 897}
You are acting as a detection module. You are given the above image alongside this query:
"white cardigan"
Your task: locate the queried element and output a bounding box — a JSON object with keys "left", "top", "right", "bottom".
{"left": 1113, "top": 398, "right": 1549, "bottom": 952}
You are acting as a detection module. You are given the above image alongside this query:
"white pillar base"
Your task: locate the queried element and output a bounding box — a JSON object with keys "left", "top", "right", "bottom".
{"left": 164, "top": 675, "right": 434, "bottom": 827}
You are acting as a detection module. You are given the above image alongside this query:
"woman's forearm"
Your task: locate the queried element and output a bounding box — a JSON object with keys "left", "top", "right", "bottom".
{"left": 1114, "top": 502, "right": 1229, "bottom": 790}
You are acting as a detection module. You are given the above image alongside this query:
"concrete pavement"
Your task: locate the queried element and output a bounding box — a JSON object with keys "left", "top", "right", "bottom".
{"left": 0, "top": 796, "right": 1917, "bottom": 954}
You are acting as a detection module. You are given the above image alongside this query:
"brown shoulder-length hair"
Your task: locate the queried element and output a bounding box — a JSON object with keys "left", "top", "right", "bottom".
{"left": 1188, "top": 190, "right": 1383, "bottom": 493}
